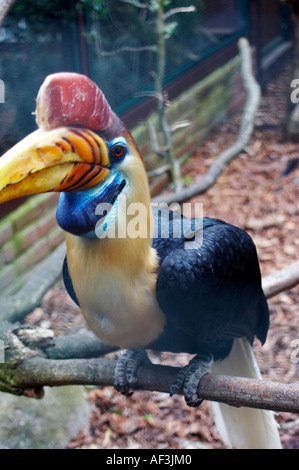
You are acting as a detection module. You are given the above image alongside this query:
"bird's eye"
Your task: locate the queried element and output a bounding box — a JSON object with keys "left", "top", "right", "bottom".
{"left": 109, "top": 141, "right": 127, "bottom": 162}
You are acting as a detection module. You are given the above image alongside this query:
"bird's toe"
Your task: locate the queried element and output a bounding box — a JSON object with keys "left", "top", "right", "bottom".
{"left": 114, "top": 349, "right": 150, "bottom": 396}
{"left": 171, "top": 353, "right": 213, "bottom": 407}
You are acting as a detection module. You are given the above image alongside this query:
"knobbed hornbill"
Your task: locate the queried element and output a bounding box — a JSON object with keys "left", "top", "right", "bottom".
{"left": 0, "top": 73, "right": 281, "bottom": 448}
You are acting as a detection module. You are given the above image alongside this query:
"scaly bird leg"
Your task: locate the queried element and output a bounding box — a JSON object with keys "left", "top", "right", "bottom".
{"left": 170, "top": 353, "right": 213, "bottom": 407}
{"left": 114, "top": 349, "right": 151, "bottom": 396}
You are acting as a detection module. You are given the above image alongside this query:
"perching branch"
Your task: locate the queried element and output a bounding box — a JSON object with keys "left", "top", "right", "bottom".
{"left": 152, "top": 37, "right": 261, "bottom": 205}
{"left": 1, "top": 340, "right": 298, "bottom": 413}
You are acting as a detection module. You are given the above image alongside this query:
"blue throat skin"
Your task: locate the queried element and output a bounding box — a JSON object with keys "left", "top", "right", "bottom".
{"left": 56, "top": 136, "right": 129, "bottom": 238}
{"left": 56, "top": 172, "right": 126, "bottom": 237}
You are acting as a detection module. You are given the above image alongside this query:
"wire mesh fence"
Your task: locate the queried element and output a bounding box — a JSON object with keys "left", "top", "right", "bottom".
{"left": 0, "top": 0, "right": 249, "bottom": 153}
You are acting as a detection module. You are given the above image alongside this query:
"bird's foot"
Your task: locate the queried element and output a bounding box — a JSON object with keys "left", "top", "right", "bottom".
{"left": 114, "top": 349, "right": 150, "bottom": 396}
{"left": 170, "top": 353, "right": 213, "bottom": 407}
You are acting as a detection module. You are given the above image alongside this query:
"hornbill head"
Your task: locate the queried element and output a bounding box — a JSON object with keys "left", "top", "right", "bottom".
{"left": 0, "top": 73, "right": 152, "bottom": 238}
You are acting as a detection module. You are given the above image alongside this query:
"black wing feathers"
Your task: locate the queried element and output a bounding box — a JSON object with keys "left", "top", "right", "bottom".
{"left": 152, "top": 208, "right": 269, "bottom": 358}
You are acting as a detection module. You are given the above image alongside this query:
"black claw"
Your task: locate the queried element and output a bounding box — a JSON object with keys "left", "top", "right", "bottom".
{"left": 171, "top": 353, "right": 213, "bottom": 407}
{"left": 170, "top": 367, "right": 186, "bottom": 396}
{"left": 114, "top": 349, "right": 150, "bottom": 396}
{"left": 114, "top": 352, "right": 131, "bottom": 395}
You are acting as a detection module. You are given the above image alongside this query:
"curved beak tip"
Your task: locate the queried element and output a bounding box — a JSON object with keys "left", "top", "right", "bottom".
{"left": 0, "top": 127, "right": 110, "bottom": 204}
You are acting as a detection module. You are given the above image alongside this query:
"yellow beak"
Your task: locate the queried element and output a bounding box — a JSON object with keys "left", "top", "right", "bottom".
{"left": 0, "top": 127, "right": 110, "bottom": 204}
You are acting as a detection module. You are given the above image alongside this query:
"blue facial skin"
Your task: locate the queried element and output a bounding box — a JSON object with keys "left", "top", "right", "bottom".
{"left": 56, "top": 137, "right": 128, "bottom": 238}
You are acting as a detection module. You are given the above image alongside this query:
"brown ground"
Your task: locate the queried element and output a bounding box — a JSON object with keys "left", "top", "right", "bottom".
{"left": 27, "top": 65, "right": 299, "bottom": 449}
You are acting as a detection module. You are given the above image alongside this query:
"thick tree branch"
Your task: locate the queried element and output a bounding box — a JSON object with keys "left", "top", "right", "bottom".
{"left": 262, "top": 260, "right": 299, "bottom": 299}
{"left": 1, "top": 352, "right": 298, "bottom": 413}
{"left": 152, "top": 37, "right": 261, "bottom": 205}
{"left": 45, "top": 329, "right": 118, "bottom": 360}
{"left": 147, "top": 120, "right": 167, "bottom": 159}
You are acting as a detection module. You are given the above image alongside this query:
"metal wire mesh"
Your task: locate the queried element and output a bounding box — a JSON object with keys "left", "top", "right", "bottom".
{"left": 0, "top": 0, "right": 287, "bottom": 152}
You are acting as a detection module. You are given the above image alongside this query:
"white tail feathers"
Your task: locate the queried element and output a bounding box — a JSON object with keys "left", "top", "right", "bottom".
{"left": 211, "top": 338, "right": 282, "bottom": 449}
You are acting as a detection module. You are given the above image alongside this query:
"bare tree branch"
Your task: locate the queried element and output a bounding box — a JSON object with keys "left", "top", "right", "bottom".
{"left": 45, "top": 329, "right": 118, "bottom": 360}
{"left": 164, "top": 6, "right": 196, "bottom": 20}
{"left": 152, "top": 37, "right": 261, "bottom": 205}
{"left": 1, "top": 350, "right": 298, "bottom": 413}
{"left": 262, "top": 260, "right": 299, "bottom": 299}
{"left": 0, "top": 0, "right": 15, "bottom": 27}
{"left": 3, "top": 319, "right": 299, "bottom": 412}
{"left": 147, "top": 120, "right": 167, "bottom": 159}
{"left": 147, "top": 163, "right": 171, "bottom": 178}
